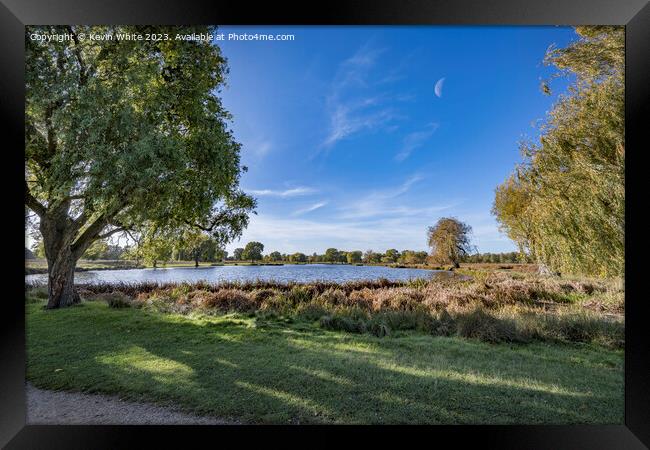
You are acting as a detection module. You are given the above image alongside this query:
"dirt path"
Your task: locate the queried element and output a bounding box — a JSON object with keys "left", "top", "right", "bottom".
{"left": 26, "top": 383, "right": 238, "bottom": 425}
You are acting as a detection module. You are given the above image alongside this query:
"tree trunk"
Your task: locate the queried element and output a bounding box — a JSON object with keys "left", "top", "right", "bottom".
{"left": 40, "top": 208, "right": 82, "bottom": 309}
{"left": 46, "top": 249, "right": 80, "bottom": 309}
{"left": 195, "top": 257, "right": 199, "bottom": 268}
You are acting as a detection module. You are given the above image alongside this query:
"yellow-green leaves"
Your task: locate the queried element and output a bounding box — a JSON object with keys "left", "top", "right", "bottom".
{"left": 493, "top": 27, "right": 624, "bottom": 278}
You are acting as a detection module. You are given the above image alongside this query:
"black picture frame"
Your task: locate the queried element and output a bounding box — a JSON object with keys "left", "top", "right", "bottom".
{"left": 2, "top": 0, "right": 648, "bottom": 448}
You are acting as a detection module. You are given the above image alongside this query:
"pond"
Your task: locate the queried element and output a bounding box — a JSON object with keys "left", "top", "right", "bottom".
{"left": 25, "top": 264, "right": 443, "bottom": 285}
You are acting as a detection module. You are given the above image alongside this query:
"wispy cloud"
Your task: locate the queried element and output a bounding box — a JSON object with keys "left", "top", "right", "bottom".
{"left": 247, "top": 187, "right": 316, "bottom": 197}
{"left": 395, "top": 123, "right": 439, "bottom": 162}
{"left": 322, "top": 100, "right": 398, "bottom": 148}
{"left": 226, "top": 209, "right": 512, "bottom": 255}
{"left": 227, "top": 213, "right": 434, "bottom": 254}
{"left": 319, "top": 41, "right": 404, "bottom": 152}
{"left": 337, "top": 174, "right": 456, "bottom": 220}
{"left": 334, "top": 42, "right": 387, "bottom": 91}
{"left": 292, "top": 201, "right": 328, "bottom": 216}
{"left": 254, "top": 141, "right": 273, "bottom": 157}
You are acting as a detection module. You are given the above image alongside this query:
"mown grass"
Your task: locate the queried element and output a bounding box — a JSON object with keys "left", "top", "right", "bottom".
{"left": 26, "top": 288, "right": 623, "bottom": 424}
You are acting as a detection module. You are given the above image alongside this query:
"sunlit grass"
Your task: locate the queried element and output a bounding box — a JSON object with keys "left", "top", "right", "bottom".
{"left": 26, "top": 299, "right": 623, "bottom": 424}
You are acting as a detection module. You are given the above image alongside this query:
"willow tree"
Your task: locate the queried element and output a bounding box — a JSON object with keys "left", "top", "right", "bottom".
{"left": 492, "top": 26, "right": 624, "bottom": 277}
{"left": 427, "top": 218, "right": 475, "bottom": 268}
{"left": 25, "top": 26, "right": 255, "bottom": 308}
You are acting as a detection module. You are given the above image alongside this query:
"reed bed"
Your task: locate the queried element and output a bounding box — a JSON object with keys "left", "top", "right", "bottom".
{"left": 26, "top": 271, "right": 624, "bottom": 348}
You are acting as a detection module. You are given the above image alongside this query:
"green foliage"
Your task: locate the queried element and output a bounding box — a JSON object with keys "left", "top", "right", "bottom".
{"left": 83, "top": 239, "right": 110, "bottom": 260}
{"left": 289, "top": 252, "right": 307, "bottom": 263}
{"left": 324, "top": 248, "right": 343, "bottom": 263}
{"left": 242, "top": 241, "right": 264, "bottom": 262}
{"left": 134, "top": 228, "right": 175, "bottom": 267}
{"left": 493, "top": 27, "right": 624, "bottom": 278}
{"left": 171, "top": 228, "right": 220, "bottom": 264}
{"left": 24, "top": 25, "right": 255, "bottom": 301}
{"left": 381, "top": 249, "right": 400, "bottom": 263}
{"left": 398, "top": 250, "right": 428, "bottom": 265}
{"left": 267, "top": 251, "right": 282, "bottom": 262}
{"left": 362, "top": 250, "right": 382, "bottom": 264}
{"left": 346, "top": 251, "right": 362, "bottom": 264}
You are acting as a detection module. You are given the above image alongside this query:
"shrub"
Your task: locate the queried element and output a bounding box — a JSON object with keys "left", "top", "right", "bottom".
{"left": 255, "top": 309, "right": 279, "bottom": 322}
{"left": 347, "top": 288, "right": 375, "bottom": 310}
{"left": 251, "top": 288, "right": 279, "bottom": 303}
{"left": 371, "top": 309, "right": 432, "bottom": 332}
{"left": 455, "top": 308, "right": 522, "bottom": 343}
{"left": 431, "top": 310, "right": 457, "bottom": 336}
{"left": 26, "top": 287, "right": 49, "bottom": 303}
{"left": 287, "top": 286, "right": 314, "bottom": 305}
{"left": 315, "top": 288, "right": 348, "bottom": 307}
{"left": 319, "top": 315, "right": 367, "bottom": 334}
{"left": 543, "top": 311, "right": 624, "bottom": 348}
{"left": 260, "top": 292, "right": 295, "bottom": 313}
{"left": 31, "top": 287, "right": 49, "bottom": 299}
{"left": 100, "top": 291, "right": 132, "bottom": 308}
{"left": 195, "top": 289, "right": 256, "bottom": 312}
{"left": 370, "top": 322, "right": 391, "bottom": 337}
{"left": 296, "top": 303, "right": 329, "bottom": 321}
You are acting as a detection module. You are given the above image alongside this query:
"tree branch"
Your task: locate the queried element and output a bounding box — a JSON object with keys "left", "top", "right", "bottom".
{"left": 71, "top": 212, "right": 109, "bottom": 258}
{"left": 98, "top": 227, "right": 127, "bottom": 240}
{"left": 25, "top": 180, "right": 46, "bottom": 217}
{"left": 65, "top": 26, "right": 88, "bottom": 85}
{"left": 70, "top": 196, "right": 131, "bottom": 257}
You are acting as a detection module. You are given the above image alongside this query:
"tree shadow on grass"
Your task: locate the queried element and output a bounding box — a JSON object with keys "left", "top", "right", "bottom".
{"left": 25, "top": 303, "right": 624, "bottom": 425}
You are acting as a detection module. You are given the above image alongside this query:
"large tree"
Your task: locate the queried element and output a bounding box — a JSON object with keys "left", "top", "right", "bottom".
{"left": 324, "top": 248, "right": 340, "bottom": 263}
{"left": 346, "top": 251, "right": 362, "bottom": 264}
{"left": 139, "top": 231, "right": 174, "bottom": 269}
{"left": 267, "top": 251, "right": 282, "bottom": 262}
{"left": 242, "top": 241, "right": 264, "bottom": 263}
{"left": 427, "top": 218, "right": 475, "bottom": 268}
{"left": 233, "top": 248, "right": 244, "bottom": 261}
{"left": 381, "top": 249, "right": 400, "bottom": 263}
{"left": 176, "top": 228, "right": 218, "bottom": 267}
{"left": 492, "top": 26, "right": 624, "bottom": 277}
{"left": 290, "top": 252, "right": 307, "bottom": 263}
{"left": 25, "top": 26, "right": 255, "bottom": 308}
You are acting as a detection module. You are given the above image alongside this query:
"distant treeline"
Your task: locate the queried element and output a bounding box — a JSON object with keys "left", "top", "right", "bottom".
{"left": 460, "top": 252, "right": 533, "bottom": 264}
{"left": 28, "top": 240, "right": 530, "bottom": 267}
{"left": 257, "top": 248, "right": 428, "bottom": 265}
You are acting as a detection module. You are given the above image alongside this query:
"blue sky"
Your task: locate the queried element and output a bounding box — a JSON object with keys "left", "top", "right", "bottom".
{"left": 217, "top": 26, "right": 576, "bottom": 255}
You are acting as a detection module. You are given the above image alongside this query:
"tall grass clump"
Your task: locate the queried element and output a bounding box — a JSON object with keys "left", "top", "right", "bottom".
{"left": 56, "top": 270, "right": 622, "bottom": 348}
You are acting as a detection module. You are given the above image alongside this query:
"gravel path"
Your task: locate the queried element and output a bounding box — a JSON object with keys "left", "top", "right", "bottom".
{"left": 26, "top": 383, "right": 238, "bottom": 425}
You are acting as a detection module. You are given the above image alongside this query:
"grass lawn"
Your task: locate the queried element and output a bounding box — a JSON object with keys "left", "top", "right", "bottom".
{"left": 26, "top": 300, "right": 623, "bottom": 424}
